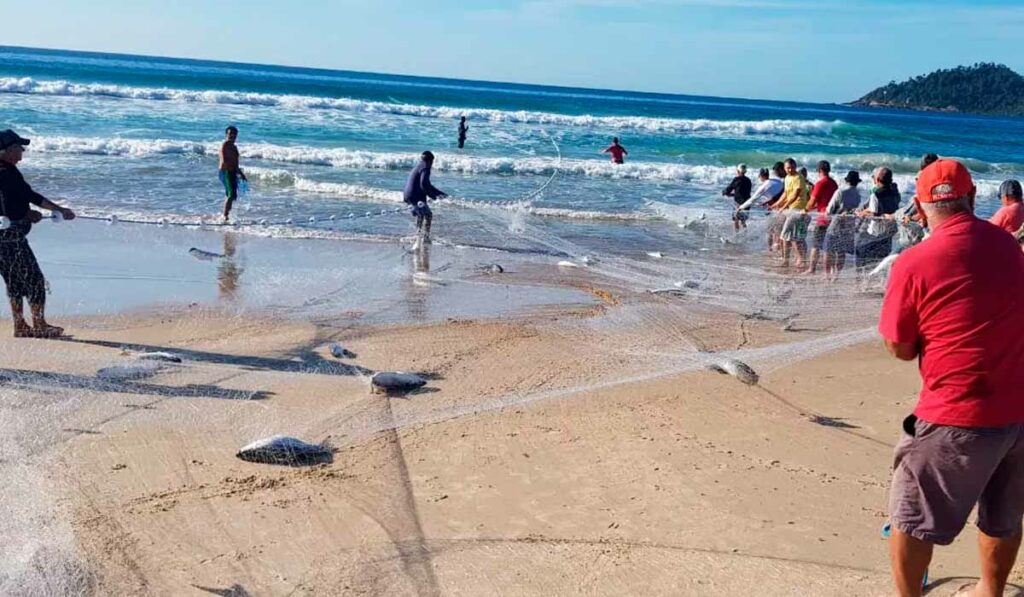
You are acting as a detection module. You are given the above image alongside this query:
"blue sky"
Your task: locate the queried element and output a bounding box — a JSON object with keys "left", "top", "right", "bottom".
{"left": 4, "top": 0, "right": 1023, "bottom": 103}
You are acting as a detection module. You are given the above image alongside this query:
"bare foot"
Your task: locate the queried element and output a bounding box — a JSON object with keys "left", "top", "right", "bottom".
{"left": 13, "top": 321, "right": 33, "bottom": 338}
{"left": 32, "top": 323, "right": 64, "bottom": 338}
{"left": 952, "top": 582, "right": 978, "bottom": 597}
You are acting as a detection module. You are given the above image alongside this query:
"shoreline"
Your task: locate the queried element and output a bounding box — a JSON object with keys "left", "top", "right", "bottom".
{"left": 1, "top": 218, "right": 1014, "bottom": 595}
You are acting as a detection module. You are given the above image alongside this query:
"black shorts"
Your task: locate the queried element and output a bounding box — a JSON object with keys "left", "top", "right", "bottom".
{"left": 732, "top": 209, "right": 749, "bottom": 223}
{"left": 0, "top": 226, "right": 46, "bottom": 304}
{"left": 410, "top": 203, "right": 432, "bottom": 218}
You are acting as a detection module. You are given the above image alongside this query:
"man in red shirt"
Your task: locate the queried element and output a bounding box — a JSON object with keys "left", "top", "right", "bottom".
{"left": 802, "top": 160, "right": 838, "bottom": 275}
{"left": 602, "top": 137, "right": 627, "bottom": 164}
{"left": 989, "top": 179, "right": 1024, "bottom": 235}
{"left": 879, "top": 159, "right": 1024, "bottom": 597}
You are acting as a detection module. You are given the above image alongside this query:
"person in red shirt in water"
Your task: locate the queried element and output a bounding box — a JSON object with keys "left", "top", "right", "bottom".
{"left": 879, "top": 159, "right": 1024, "bottom": 597}
{"left": 989, "top": 179, "right": 1024, "bottom": 235}
{"left": 602, "top": 137, "right": 628, "bottom": 164}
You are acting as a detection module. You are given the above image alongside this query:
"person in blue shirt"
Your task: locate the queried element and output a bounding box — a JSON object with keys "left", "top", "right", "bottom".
{"left": 403, "top": 151, "right": 448, "bottom": 242}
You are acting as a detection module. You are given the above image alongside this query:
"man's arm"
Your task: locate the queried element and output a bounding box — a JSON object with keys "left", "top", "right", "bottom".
{"left": 723, "top": 178, "right": 738, "bottom": 197}
{"left": 419, "top": 170, "right": 446, "bottom": 199}
{"left": 884, "top": 339, "right": 918, "bottom": 361}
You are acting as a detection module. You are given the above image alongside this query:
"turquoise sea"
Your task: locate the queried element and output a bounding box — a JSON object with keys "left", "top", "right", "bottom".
{"left": 2, "top": 45, "right": 1022, "bottom": 256}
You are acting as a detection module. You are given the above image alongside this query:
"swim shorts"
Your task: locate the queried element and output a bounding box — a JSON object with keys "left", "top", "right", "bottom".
{"left": 809, "top": 221, "right": 828, "bottom": 249}
{"left": 411, "top": 202, "right": 432, "bottom": 218}
{"left": 219, "top": 170, "right": 238, "bottom": 200}
{"left": 732, "top": 210, "right": 749, "bottom": 223}
{"left": 780, "top": 213, "right": 808, "bottom": 242}
{"left": 889, "top": 415, "right": 1024, "bottom": 545}
{"left": 0, "top": 223, "right": 46, "bottom": 304}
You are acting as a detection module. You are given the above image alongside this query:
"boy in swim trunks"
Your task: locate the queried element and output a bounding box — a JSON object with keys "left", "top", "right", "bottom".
{"left": 219, "top": 126, "right": 247, "bottom": 222}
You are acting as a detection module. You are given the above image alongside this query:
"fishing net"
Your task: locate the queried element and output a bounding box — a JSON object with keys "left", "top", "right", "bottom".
{"left": 3, "top": 70, "right": 1019, "bottom": 595}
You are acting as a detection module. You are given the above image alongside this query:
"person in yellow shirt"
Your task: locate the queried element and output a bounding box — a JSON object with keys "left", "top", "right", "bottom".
{"left": 774, "top": 158, "right": 810, "bottom": 267}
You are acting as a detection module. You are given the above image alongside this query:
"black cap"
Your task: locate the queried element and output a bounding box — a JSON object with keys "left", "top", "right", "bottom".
{"left": 1001, "top": 179, "right": 1023, "bottom": 199}
{"left": 845, "top": 170, "right": 861, "bottom": 184}
{"left": 0, "top": 129, "right": 30, "bottom": 151}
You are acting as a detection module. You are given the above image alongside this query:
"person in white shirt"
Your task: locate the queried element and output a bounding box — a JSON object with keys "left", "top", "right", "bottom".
{"left": 736, "top": 162, "right": 786, "bottom": 250}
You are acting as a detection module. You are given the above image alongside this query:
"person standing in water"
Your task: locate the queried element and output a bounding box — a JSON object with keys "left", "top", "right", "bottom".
{"left": 0, "top": 129, "right": 76, "bottom": 338}
{"left": 403, "top": 151, "right": 448, "bottom": 243}
{"left": 803, "top": 160, "right": 838, "bottom": 275}
{"left": 219, "top": 125, "right": 247, "bottom": 222}
{"left": 603, "top": 137, "right": 628, "bottom": 164}
{"left": 457, "top": 117, "right": 469, "bottom": 149}
{"left": 722, "top": 164, "right": 752, "bottom": 231}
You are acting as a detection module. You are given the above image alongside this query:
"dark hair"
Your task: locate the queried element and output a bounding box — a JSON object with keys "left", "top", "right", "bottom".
{"left": 421, "top": 151, "right": 435, "bottom": 162}
{"left": 876, "top": 167, "right": 893, "bottom": 187}
{"left": 798, "top": 167, "right": 808, "bottom": 178}
{"left": 784, "top": 157, "right": 797, "bottom": 168}
{"left": 758, "top": 167, "right": 770, "bottom": 179}
{"left": 920, "top": 153, "right": 939, "bottom": 171}
{"left": 612, "top": 137, "right": 619, "bottom": 143}
{"left": 225, "top": 126, "right": 238, "bottom": 135}
{"left": 772, "top": 161, "right": 786, "bottom": 177}
{"left": 817, "top": 160, "right": 831, "bottom": 174}
{"left": 1000, "top": 179, "right": 1023, "bottom": 200}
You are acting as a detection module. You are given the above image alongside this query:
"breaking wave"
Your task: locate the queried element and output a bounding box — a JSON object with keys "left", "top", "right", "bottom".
{"left": 2, "top": 76, "right": 841, "bottom": 136}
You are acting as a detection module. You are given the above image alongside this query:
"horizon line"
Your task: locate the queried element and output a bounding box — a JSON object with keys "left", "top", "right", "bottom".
{"left": 2, "top": 44, "right": 845, "bottom": 108}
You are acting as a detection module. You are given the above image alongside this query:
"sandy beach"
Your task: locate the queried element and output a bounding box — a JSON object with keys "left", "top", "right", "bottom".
{"left": 1, "top": 221, "right": 1021, "bottom": 596}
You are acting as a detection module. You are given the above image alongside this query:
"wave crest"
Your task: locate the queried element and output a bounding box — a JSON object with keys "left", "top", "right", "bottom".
{"left": 2, "top": 76, "right": 841, "bottom": 136}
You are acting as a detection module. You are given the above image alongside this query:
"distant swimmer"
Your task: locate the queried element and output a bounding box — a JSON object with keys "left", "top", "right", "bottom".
{"left": 722, "top": 164, "right": 752, "bottom": 231}
{"left": 457, "top": 116, "right": 469, "bottom": 149}
{"left": 219, "top": 125, "right": 247, "bottom": 222}
{"left": 603, "top": 137, "right": 628, "bottom": 164}
{"left": 403, "top": 151, "right": 448, "bottom": 243}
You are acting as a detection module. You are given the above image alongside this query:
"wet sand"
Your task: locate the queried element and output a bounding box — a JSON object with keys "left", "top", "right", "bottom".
{"left": 2, "top": 224, "right": 1021, "bottom": 596}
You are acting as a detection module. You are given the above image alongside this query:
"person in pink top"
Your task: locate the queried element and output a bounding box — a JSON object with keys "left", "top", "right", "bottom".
{"left": 602, "top": 137, "right": 628, "bottom": 164}
{"left": 989, "top": 179, "right": 1024, "bottom": 235}
{"left": 880, "top": 159, "right": 1024, "bottom": 597}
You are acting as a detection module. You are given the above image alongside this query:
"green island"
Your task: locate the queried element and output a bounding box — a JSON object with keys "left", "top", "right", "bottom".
{"left": 851, "top": 63, "right": 1024, "bottom": 116}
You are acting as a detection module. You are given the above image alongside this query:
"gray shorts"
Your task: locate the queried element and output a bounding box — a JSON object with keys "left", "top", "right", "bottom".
{"left": 889, "top": 415, "right": 1024, "bottom": 545}
{"left": 780, "top": 213, "right": 808, "bottom": 242}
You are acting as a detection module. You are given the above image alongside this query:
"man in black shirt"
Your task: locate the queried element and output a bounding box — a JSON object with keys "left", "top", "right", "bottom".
{"left": 722, "top": 163, "right": 752, "bottom": 231}
{"left": 0, "top": 129, "right": 76, "bottom": 338}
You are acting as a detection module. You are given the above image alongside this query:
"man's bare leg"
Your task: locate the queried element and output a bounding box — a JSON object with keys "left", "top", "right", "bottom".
{"left": 10, "top": 297, "right": 31, "bottom": 337}
{"left": 781, "top": 239, "right": 790, "bottom": 267}
{"left": 805, "top": 247, "right": 820, "bottom": 274}
{"left": 794, "top": 240, "right": 807, "bottom": 269}
{"left": 423, "top": 214, "right": 432, "bottom": 243}
{"left": 963, "top": 531, "right": 1022, "bottom": 597}
{"left": 223, "top": 197, "right": 234, "bottom": 221}
{"left": 890, "top": 528, "right": 932, "bottom": 597}
{"left": 29, "top": 301, "right": 62, "bottom": 337}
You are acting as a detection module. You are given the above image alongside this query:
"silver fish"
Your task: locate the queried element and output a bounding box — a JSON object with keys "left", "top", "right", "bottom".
{"left": 236, "top": 435, "right": 333, "bottom": 466}
{"left": 371, "top": 372, "right": 427, "bottom": 394}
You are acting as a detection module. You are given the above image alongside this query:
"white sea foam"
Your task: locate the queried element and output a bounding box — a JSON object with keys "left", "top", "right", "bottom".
{"left": 2, "top": 76, "right": 840, "bottom": 137}
{"left": 243, "top": 166, "right": 657, "bottom": 221}
{"left": 30, "top": 135, "right": 740, "bottom": 184}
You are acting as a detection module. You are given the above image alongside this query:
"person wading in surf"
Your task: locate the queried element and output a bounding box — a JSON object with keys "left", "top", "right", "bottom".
{"left": 602, "top": 137, "right": 628, "bottom": 164}
{"left": 457, "top": 117, "right": 469, "bottom": 149}
{"left": 219, "top": 125, "right": 247, "bottom": 222}
{"left": 403, "top": 151, "right": 448, "bottom": 243}
{"left": 0, "top": 129, "right": 76, "bottom": 338}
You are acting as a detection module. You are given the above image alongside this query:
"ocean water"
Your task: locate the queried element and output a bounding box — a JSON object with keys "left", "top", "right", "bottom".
{"left": 3, "top": 45, "right": 1024, "bottom": 257}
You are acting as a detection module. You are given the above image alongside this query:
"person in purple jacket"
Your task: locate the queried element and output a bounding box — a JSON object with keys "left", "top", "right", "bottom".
{"left": 403, "top": 151, "right": 448, "bottom": 242}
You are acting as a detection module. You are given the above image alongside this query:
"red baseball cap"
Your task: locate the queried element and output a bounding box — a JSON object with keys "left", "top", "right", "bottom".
{"left": 916, "top": 159, "right": 975, "bottom": 203}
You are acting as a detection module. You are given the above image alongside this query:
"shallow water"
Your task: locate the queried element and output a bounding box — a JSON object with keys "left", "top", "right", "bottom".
{"left": 3, "top": 45, "right": 1022, "bottom": 261}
